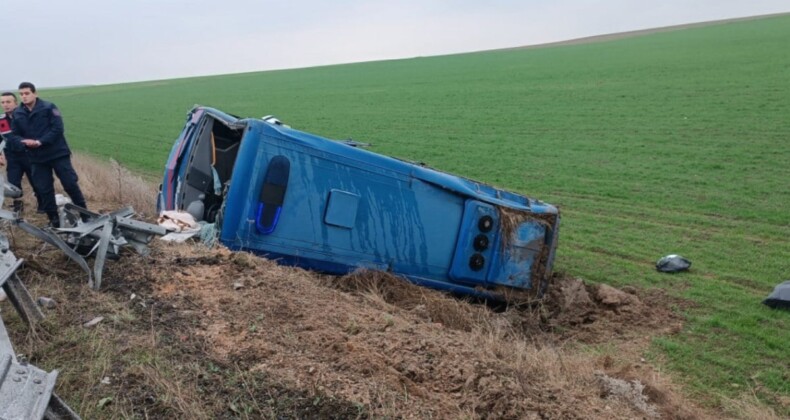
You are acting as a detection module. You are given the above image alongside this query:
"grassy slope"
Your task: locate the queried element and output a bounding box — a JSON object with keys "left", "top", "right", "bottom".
{"left": 45, "top": 15, "right": 789, "bottom": 411}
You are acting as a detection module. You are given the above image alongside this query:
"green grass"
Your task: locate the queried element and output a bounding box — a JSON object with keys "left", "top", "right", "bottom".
{"left": 41, "top": 14, "right": 790, "bottom": 413}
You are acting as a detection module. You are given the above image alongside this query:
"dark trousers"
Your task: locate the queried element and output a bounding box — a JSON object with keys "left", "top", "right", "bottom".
{"left": 6, "top": 152, "right": 41, "bottom": 211}
{"left": 31, "top": 156, "right": 87, "bottom": 221}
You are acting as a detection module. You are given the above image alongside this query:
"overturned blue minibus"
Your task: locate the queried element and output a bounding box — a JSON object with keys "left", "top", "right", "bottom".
{"left": 159, "top": 107, "right": 560, "bottom": 298}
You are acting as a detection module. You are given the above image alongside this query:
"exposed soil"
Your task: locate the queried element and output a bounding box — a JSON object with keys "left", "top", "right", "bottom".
{"left": 3, "top": 215, "right": 708, "bottom": 418}
{"left": 101, "top": 242, "right": 697, "bottom": 419}
{"left": 0, "top": 156, "right": 766, "bottom": 418}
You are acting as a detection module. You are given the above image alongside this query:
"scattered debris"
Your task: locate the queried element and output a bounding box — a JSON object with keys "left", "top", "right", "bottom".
{"left": 55, "top": 204, "right": 168, "bottom": 289}
{"left": 0, "top": 204, "right": 167, "bottom": 290}
{"left": 83, "top": 317, "right": 104, "bottom": 328}
{"left": 233, "top": 281, "right": 244, "bottom": 290}
{"left": 340, "top": 139, "right": 371, "bottom": 148}
{"left": 37, "top": 297, "right": 57, "bottom": 309}
{"left": 763, "top": 280, "right": 790, "bottom": 310}
{"left": 656, "top": 254, "right": 691, "bottom": 273}
{"left": 157, "top": 211, "right": 200, "bottom": 242}
{"left": 100, "top": 377, "right": 111, "bottom": 385}
{"left": 595, "top": 371, "right": 660, "bottom": 418}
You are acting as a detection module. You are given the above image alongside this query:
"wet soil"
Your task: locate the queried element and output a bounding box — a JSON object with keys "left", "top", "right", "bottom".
{"left": 2, "top": 206, "right": 705, "bottom": 419}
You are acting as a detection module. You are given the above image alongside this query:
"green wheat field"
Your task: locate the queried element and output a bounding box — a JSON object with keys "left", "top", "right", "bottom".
{"left": 41, "top": 14, "right": 790, "bottom": 412}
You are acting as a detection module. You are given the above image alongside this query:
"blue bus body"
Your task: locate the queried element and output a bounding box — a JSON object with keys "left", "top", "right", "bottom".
{"left": 159, "top": 107, "right": 560, "bottom": 298}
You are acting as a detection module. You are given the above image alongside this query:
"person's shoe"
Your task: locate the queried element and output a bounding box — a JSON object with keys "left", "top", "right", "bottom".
{"left": 46, "top": 219, "right": 61, "bottom": 229}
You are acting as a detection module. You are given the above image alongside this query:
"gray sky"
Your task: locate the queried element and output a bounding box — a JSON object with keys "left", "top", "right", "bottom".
{"left": 2, "top": 0, "right": 788, "bottom": 88}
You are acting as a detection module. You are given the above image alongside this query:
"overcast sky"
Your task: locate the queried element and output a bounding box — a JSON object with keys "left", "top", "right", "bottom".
{"left": 2, "top": 1, "right": 788, "bottom": 88}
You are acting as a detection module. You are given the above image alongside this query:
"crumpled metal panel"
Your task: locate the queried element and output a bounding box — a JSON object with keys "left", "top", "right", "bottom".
{"left": 54, "top": 204, "right": 167, "bottom": 290}
{"left": 0, "top": 204, "right": 167, "bottom": 290}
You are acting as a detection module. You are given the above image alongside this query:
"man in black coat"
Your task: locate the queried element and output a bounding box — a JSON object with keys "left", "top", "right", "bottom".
{"left": 11, "top": 82, "right": 86, "bottom": 227}
{"left": 0, "top": 91, "right": 40, "bottom": 213}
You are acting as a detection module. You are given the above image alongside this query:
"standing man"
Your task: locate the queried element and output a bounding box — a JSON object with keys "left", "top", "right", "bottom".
{"left": 11, "top": 82, "right": 87, "bottom": 227}
{"left": 1, "top": 92, "right": 39, "bottom": 213}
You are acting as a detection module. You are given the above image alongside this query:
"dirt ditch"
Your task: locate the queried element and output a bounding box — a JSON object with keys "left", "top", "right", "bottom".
{"left": 0, "top": 156, "right": 754, "bottom": 418}
{"left": 102, "top": 242, "right": 701, "bottom": 419}
{"left": 2, "top": 215, "right": 750, "bottom": 419}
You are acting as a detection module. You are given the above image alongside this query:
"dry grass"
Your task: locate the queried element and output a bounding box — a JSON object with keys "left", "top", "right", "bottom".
{"left": 323, "top": 270, "right": 489, "bottom": 332}
{"left": 322, "top": 270, "right": 701, "bottom": 418}
{"left": 130, "top": 364, "right": 210, "bottom": 419}
{"left": 71, "top": 154, "right": 157, "bottom": 218}
{"left": 721, "top": 393, "right": 783, "bottom": 420}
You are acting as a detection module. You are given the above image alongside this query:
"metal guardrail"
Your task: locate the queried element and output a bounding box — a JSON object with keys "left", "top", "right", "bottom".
{"left": 0, "top": 179, "right": 165, "bottom": 417}
{"left": 0, "top": 353, "right": 58, "bottom": 419}
{"left": 0, "top": 231, "right": 80, "bottom": 419}
{"left": 0, "top": 204, "right": 167, "bottom": 290}
{"left": 0, "top": 183, "right": 168, "bottom": 417}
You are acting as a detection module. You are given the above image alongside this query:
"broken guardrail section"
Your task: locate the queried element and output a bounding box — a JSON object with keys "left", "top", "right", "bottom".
{"left": 0, "top": 177, "right": 161, "bottom": 417}
{"left": 0, "top": 225, "right": 80, "bottom": 419}
{"left": 0, "top": 204, "right": 167, "bottom": 290}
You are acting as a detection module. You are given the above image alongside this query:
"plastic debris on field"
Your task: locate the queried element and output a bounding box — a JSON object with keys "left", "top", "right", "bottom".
{"left": 656, "top": 254, "right": 691, "bottom": 273}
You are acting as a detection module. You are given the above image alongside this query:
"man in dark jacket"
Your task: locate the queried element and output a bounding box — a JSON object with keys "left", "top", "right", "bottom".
{"left": 1, "top": 91, "right": 40, "bottom": 213}
{"left": 11, "top": 82, "right": 86, "bottom": 227}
